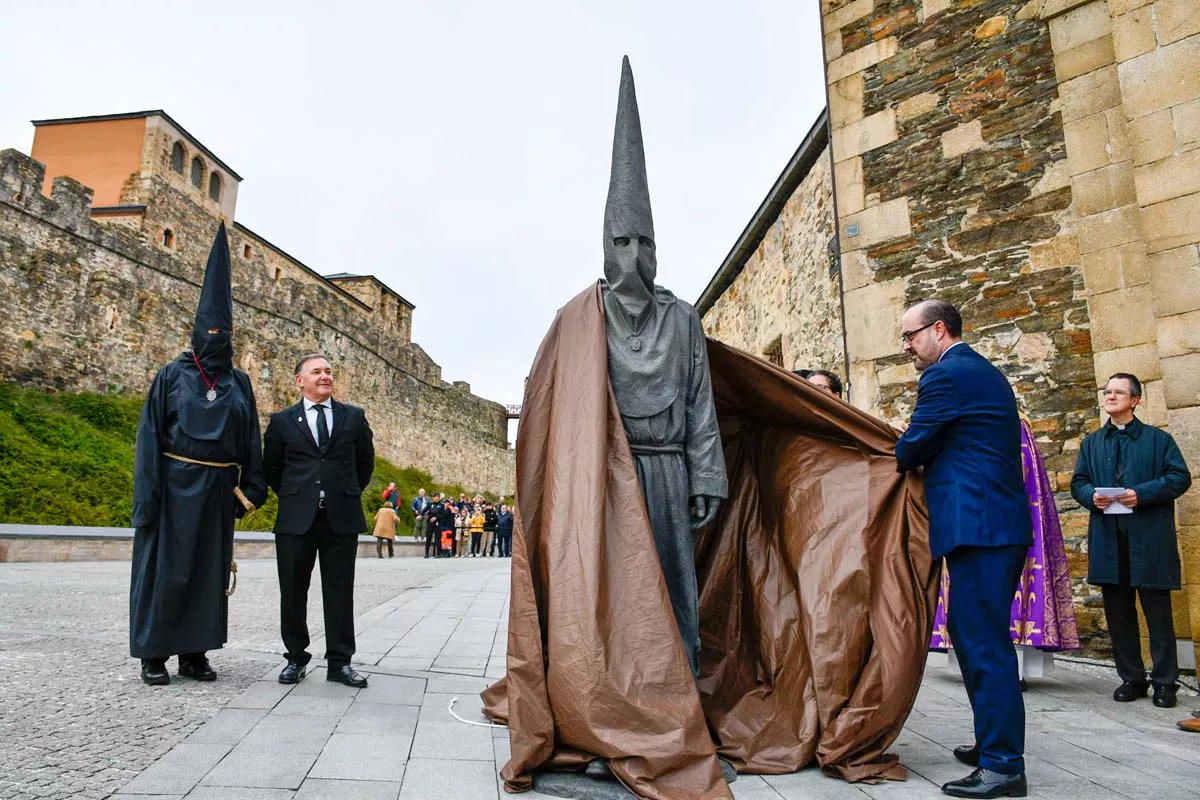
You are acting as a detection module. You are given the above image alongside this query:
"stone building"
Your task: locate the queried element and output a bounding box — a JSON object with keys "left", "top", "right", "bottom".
{"left": 0, "top": 110, "right": 514, "bottom": 495}
{"left": 699, "top": 0, "right": 1199, "bottom": 666}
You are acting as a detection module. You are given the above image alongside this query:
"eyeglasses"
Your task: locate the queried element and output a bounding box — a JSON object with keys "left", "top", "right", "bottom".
{"left": 900, "top": 321, "right": 936, "bottom": 344}
{"left": 1102, "top": 389, "right": 1130, "bottom": 397}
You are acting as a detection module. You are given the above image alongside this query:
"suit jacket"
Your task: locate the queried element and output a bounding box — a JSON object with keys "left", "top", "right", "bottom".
{"left": 263, "top": 398, "right": 375, "bottom": 536}
{"left": 895, "top": 343, "right": 1032, "bottom": 559}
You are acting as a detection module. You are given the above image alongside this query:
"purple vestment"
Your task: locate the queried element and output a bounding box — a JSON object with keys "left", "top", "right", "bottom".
{"left": 930, "top": 419, "right": 1080, "bottom": 651}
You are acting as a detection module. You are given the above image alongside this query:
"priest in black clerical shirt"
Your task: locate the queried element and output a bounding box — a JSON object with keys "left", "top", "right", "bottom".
{"left": 130, "top": 222, "right": 267, "bottom": 686}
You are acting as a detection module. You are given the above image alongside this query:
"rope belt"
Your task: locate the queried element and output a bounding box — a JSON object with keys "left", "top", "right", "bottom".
{"left": 163, "top": 452, "right": 251, "bottom": 596}
{"left": 164, "top": 452, "right": 237, "bottom": 468}
{"left": 629, "top": 443, "right": 685, "bottom": 455}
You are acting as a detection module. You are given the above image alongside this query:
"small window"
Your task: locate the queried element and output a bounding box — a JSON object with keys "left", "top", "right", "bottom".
{"left": 272, "top": 266, "right": 282, "bottom": 281}
{"left": 161, "top": 228, "right": 174, "bottom": 248}
{"left": 763, "top": 335, "right": 783, "bottom": 367}
{"left": 170, "top": 142, "right": 185, "bottom": 173}
{"left": 243, "top": 244, "right": 253, "bottom": 259}
{"left": 208, "top": 171, "right": 222, "bottom": 202}
{"left": 190, "top": 157, "right": 204, "bottom": 188}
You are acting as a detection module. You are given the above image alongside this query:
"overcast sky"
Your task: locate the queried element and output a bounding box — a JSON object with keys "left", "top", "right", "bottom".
{"left": 4, "top": 0, "right": 827, "bottom": 407}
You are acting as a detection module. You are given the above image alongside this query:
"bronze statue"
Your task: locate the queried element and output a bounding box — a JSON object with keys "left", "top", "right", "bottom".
{"left": 601, "top": 56, "right": 727, "bottom": 678}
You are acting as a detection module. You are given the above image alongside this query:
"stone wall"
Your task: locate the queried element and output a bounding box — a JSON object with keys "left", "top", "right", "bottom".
{"left": 701, "top": 152, "right": 843, "bottom": 374}
{"left": 820, "top": 0, "right": 1115, "bottom": 650}
{"left": 1039, "top": 0, "right": 1200, "bottom": 660}
{"left": 0, "top": 149, "right": 515, "bottom": 496}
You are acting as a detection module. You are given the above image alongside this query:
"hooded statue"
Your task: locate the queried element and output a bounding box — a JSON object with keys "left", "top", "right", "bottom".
{"left": 601, "top": 56, "right": 727, "bottom": 678}
{"left": 129, "top": 222, "right": 267, "bottom": 685}
{"left": 483, "top": 57, "right": 936, "bottom": 800}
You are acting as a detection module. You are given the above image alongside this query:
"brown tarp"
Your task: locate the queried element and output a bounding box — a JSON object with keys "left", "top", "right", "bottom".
{"left": 482, "top": 283, "right": 938, "bottom": 798}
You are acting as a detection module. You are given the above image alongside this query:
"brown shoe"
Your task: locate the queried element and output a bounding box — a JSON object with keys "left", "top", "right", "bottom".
{"left": 1177, "top": 717, "right": 1200, "bottom": 733}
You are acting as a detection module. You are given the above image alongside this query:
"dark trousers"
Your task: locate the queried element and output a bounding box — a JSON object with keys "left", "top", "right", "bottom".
{"left": 470, "top": 532, "right": 482, "bottom": 555}
{"left": 1100, "top": 526, "right": 1177, "bottom": 685}
{"left": 945, "top": 544, "right": 1027, "bottom": 775}
{"left": 424, "top": 524, "right": 439, "bottom": 557}
{"left": 375, "top": 537, "right": 393, "bottom": 558}
{"left": 276, "top": 507, "right": 358, "bottom": 667}
{"left": 496, "top": 533, "right": 511, "bottom": 557}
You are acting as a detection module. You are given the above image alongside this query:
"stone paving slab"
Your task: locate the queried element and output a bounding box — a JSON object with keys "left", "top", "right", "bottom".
{"left": 8, "top": 558, "right": 1196, "bottom": 799}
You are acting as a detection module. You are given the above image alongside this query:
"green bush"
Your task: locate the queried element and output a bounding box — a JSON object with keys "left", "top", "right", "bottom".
{"left": 0, "top": 383, "right": 492, "bottom": 531}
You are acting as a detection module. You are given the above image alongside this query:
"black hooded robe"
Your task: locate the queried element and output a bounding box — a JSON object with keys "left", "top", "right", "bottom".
{"left": 130, "top": 356, "right": 266, "bottom": 659}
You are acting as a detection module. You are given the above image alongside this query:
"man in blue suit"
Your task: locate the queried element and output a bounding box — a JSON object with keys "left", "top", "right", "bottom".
{"left": 895, "top": 299, "right": 1032, "bottom": 799}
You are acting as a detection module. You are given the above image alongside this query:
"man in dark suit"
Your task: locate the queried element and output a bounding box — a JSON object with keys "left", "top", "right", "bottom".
{"left": 895, "top": 300, "right": 1032, "bottom": 799}
{"left": 263, "top": 353, "right": 374, "bottom": 688}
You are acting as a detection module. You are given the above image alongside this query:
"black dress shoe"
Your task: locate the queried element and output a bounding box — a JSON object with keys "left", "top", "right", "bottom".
{"left": 1152, "top": 682, "right": 1178, "bottom": 708}
{"left": 326, "top": 665, "right": 368, "bottom": 688}
{"left": 1113, "top": 680, "right": 1149, "bottom": 702}
{"left": 953, "top": 745, "right": 980, "bottom": 767}
{"left": 178, "top": 655, "right": 216, "bottom": 682}
{"left": 141, "top": 659, "right": 169, "bottom": 686}
{"left": 278, "top": 661, "right": 306, "bottom": 684}
{"left": 942, "top": 768, "right": 1027, "bottom": 798}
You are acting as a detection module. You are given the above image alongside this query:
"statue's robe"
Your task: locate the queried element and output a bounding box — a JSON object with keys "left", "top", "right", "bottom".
{"left": 602, "top": 282, "right": 727, "bottom": 677}
{"left": 130, "top": 354, "right": 266, "bottom": 659}
{"left": 483, "top": 283, "right": 937, "bottom": 799}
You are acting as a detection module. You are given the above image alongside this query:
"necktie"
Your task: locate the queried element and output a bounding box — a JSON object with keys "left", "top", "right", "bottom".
{"left": 315, "top": 404, "right": 329, "bottom": 448}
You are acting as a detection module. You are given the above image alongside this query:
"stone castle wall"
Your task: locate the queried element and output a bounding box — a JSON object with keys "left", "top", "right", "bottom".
{"left": 701, "top": 153, "right": 844, "bottom": 373}
{"left": 0, "top": 149, "right": 515, "bottom": 496}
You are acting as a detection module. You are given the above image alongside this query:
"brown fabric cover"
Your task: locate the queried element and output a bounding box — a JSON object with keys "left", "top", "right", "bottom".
{"left": 483, "top": 283, "right": 937, "bottom": 797}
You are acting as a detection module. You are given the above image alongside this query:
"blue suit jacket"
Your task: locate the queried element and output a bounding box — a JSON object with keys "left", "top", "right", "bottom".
{"left": 895, "top": 343, "right": 1032, "bottom": 559}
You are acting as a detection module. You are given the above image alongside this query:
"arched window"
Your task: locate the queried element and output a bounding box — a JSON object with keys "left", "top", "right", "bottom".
{"left": 161, "top": 228, "right": 174, "bottom": 248}
{"left": 170, "top": 142, "right": 185, "bottom": 174}
{"left": 208, "top": 171, "right": 222, "bottom": 202}
{"left": 190, "top": 157, "right": 204, "bottom": 188}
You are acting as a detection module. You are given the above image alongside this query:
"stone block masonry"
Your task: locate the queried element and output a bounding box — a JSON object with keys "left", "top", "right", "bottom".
{"left": 812, "top": 0, "right": 1200, "bottom": 663}
{"left": 701, "top": 154, "right": 843, "bottom": 374}
{"left": 0, "top": 148, "right": 514, "bottom": 495}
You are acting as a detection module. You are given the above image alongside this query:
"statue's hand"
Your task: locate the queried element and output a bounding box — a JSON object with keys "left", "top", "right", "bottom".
{"left": 690, "top": 495, "right": 721, "bottom": 531}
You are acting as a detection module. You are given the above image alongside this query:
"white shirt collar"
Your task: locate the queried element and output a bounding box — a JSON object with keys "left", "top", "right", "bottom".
{"left": 938, "top": 341, "right": 966, "bottom": 362}
{"left": 303, "top": 396, "right": 330, "bottom": 411}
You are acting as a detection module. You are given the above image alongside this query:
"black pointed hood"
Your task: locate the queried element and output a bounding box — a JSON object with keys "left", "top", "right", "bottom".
{"left": 191, "top": 222, "right": 234, "bottom": 371}
{"left": 603, "top": 55, "right": 657, "bottom": 307}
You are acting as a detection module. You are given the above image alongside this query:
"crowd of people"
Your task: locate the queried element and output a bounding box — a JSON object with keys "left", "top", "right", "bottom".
{"left": 415, "top": 491, "right": 514, "bottom": 559}
{"left": 370, "top": 485, "right": 514, "bottom": 559}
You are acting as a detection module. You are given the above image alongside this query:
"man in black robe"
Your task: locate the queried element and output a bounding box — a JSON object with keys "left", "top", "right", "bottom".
{"left": 130, "top": 222, "right": 267, "bottom": 685}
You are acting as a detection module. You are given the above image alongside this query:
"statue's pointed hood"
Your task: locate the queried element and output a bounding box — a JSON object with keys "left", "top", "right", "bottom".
{"left": 191, "top": 222, "right": 235, "bottom": 371}
{"left": 603, "top": 56, "right": 657, "bottom": 306}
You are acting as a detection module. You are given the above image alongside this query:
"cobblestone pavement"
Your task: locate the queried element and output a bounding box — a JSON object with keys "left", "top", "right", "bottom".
{"left": 0, "top": 557, "right": 493, "bottom": 800}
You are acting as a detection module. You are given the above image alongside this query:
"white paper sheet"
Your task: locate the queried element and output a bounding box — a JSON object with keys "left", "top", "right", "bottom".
{"left": 1095, "top": 487, "right": 1133, "bottom": 515}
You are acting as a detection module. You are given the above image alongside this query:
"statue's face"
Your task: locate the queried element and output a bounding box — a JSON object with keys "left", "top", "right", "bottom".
{"left": 603, "top": 227, "right": 657, "bottom": 296}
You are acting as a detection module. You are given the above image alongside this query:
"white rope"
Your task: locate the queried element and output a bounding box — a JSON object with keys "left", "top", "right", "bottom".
{"left": 448, "top": 696, "right": 508, "bottom": 728}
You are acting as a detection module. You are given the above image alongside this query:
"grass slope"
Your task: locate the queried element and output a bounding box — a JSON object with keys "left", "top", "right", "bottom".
{"left": 0, "top": 384, "right": 486, "bottom": 531}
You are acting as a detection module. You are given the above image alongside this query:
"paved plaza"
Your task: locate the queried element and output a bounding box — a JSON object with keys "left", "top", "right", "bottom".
{"left": 0, "top": 558, "right": 1197, "bottom": 800}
